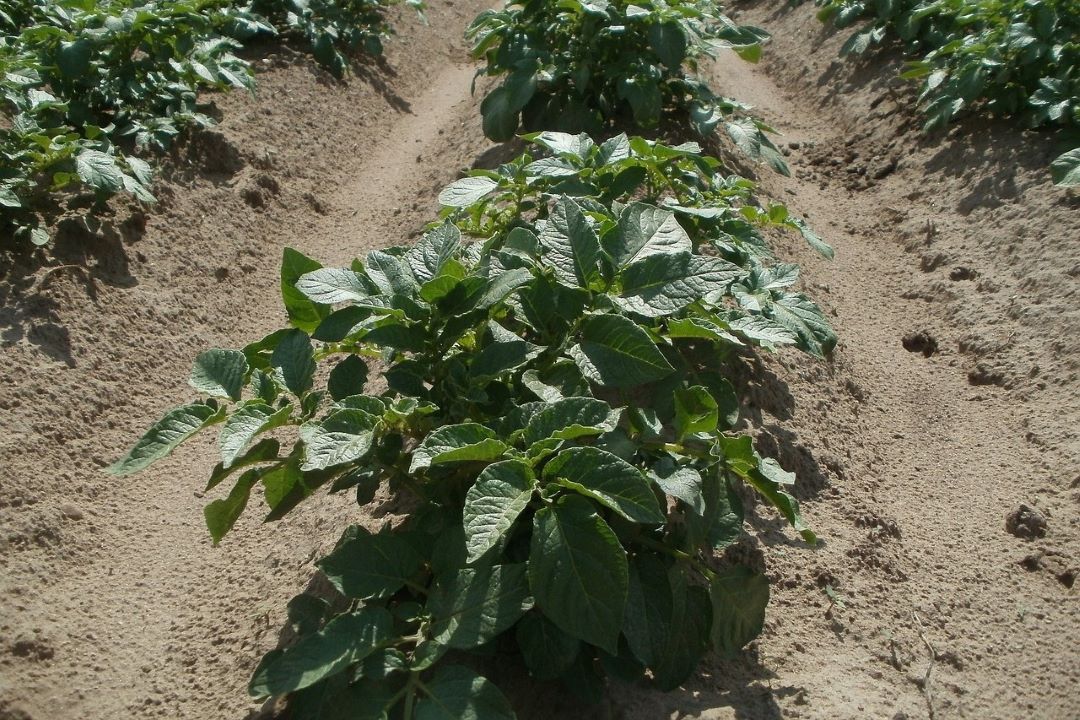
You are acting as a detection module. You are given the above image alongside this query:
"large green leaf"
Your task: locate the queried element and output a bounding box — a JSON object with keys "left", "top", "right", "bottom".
{"left": 302, "top": 408, "right": 380, "bottom": 471}
{"left": 470, "top": 336, "right": 543, "bottom": 381}
{"left": 281, "top": 248, "right": 328, "bottom": 333}
{"left": 296, "top": 268, "right": 372, "bottom": 304}
{"left": 652, "top": 569, "right": 711, "bottom": 690}
{"left": 544, "top": 446, "right": 664, "bottom": 524}
{"left": 75, "top": 150, "right": 124, "bottom": 193}
{"left": 218, "top": 402, "right": 293, "bottom": 468}
{"left": 414, "top": 665, "right": 516, "bottom": 720}
{"left": 709, "top": 566, "right": 769, "bottom": 657}
{"left": 107, "top": 403, "right": 224, "bottom": 475}
{"left": 189, "top": 349, "right": 248, "bottom": 400}
{"left": 317, "top": 528, "right": 424, "bottom": 600}
{"left": 521, "top": 396, "right": 620, "bottom": 445}
{"left": 765, "top": 292, "right": 837, "bottom": 357}
{"left": 407, "top": 221, "right": 461, "bottom": 283}
{"left": 427, "top": 563, "right": 533, "bottom": 649}
{"left": 622, "top": 553, "right": 673, "bottom": 668}
{"left": 570, "top": 314, "right": 674, "bottom": 387}
{"left": 248, "top": 607, "right": 392, "bottom": 696}
{"left": 615, "top": 254, "right": 741, "bottom": 317}
{"left": 1050, "top": 147, "right": 1080, "bottom": 186}
{"left": 647, "top": 21, "right": 688, "bottom": 68}
{"left": 604, "top": 203, "right": 692, "bottom": 270}
{"left": 538, "top": 196, "right": 600, "bottom": 288}
{"left": 271, "top": 329, "right": 316, "bottom": 396}
{"left": 463, "top": 460, "right": 536, "bottom": 561}
{"left": 529, "top": 495, "right": 628, "bottom": 654}
{"left": 439, "top": 176, "right": 500, "bottom": 208}
{"left": 288, "top": 675, "right": 396, "bottom": 720}
{"left": 410, "top": 424, "right": 509, "bottom": 473}
{"left": 515, "top": 611, "right": 580, "bottom": 680}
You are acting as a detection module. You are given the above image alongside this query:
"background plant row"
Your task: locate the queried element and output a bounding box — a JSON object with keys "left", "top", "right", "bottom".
{"left": 0, "top": 0, "right": 424, "bottom": 247}
{"left": 814, "top": 0, "right": 1080, "bottom": 186}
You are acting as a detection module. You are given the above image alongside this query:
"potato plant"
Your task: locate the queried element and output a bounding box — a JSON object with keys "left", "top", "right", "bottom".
{"left": 112, "top": 133, "right": 831, "bottom": 719}
{"left": 0, "top": 0, "right": 423, "bottom": 248}
{"left": 816, "top": 0, "right": 1080, "bottom": 185}
{"left": 467, "top": 0, "right": 790, "bottom": 175}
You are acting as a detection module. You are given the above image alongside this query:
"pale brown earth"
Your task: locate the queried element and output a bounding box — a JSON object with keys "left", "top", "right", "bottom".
{"left": 1, "top": 1, "right": 1077, "bottom": 719}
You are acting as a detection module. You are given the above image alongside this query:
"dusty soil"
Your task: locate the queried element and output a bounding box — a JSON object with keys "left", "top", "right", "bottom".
{"left": 1, "top": 1, "right": 1077, "bottom": 719}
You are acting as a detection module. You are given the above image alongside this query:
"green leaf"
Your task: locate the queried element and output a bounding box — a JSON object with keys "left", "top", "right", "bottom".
{"left": 522, "top": 396, "right": 621, "bottom": 445}
{"left": 766, "top": 292, "right": 837, "bottom": 357}
{"left": 365, "top": 250, "right": 417, "bottom": 296}
{"left": 481, "top": 72, "right": 536, "bottom": 142}
{"left": 56, "top": 39, "right": 92, "bottom": 78}
{"left": 327, "top": 355, "right": 369, "bottom": 401}
{"left": 570, "top": 314, "right": 674, "bottom": 387}
{"left": 206, "top": 437, "right": 281, "bottom": 492}
{"left": 428, "top": 563, "right": 533, "bottom": 649}
{"left": 0, "top": 185, "right": 21, "bottom": 208}
{"left": 647, "top": 21, "right": 687, "bottom": 68}
{"left": 674, "top": 385, "right": 718, "bottom": 440}
{"left": 723, "top": 119, "right": 790, "bottom": 176}
{"left": 515, "top": 612, "right": 580, "bottom": 680}
{"left": 296, "top": 269, "right": 372, "bottom": 304}
{"left": 282, "top": 248, "right": 329, "bottom": 333}
{"left": 204, "top": 468, "right": 260, "bottom": 543}
{"left": 1050, "top": 148, "right": 1080, "bottom": 186}
{"left": 709, "top": 566, "right": 769, "bottom": 657}
{"left": 787, "top": 216, "right": 834, "bottom": 260}
{"left": 414, "top": 665, "right": 515, "bottom": 720}
{"left": 407, "top": 221, "right": 461, "bottom": 283}
{"left": 218, "top": 402, "right": 292, "bottom": 468}
{"left": 288, "top": 675, "right": 396, "bottom": 720}
{"left": 248, "top": 607, "right": 392, "bottom": 696}
{"left": 470, "top": 336, "right": 543, "bottom": 381}
{"left": 410, "top": 424, "right": 509, "bottom": 473}
{"left": 604, "top": 203, "right": 692, "bottom": 270}
{"left": 622, "top": 553, "right": 673, "bottom": 668}
{"left": 544, "top": 446, "right": 664, "bottom": 524}
{"left": 529, "top": 494, "right": 628, "bottom": 654}
{"left": 538, "top": 196, "right": 600, "bottom": 288}
{"left": 650, "top": 463, "right": 704, "bottom": 516}
{"left": 302, "top": 408, "right": 379, "bottom": 471}
{"left": 616, "top": 254, "right": 741, "bottom": 317}
{"left": 439, "top": 176, "right": 500, "bottom": 208}
{"left": 75, "top": 150, "right": 124, "bottom": 193}
{"left": 272, "top": 329, "right": 316, "bottom": 396}
{"left": 525, "top": 131, "right": 596, "bottom": 160}
{"left": 107, "top": 403, "right": 224, "bottom": 475}
{"left": 318, "top": 528, "right": 424, "bottom": 600}
{"left": 652, "top": 569, "right": 710, "bottom": 690}
{"left": 618, "top": 77, "right": 662, "bottom": 126}
{"left": 463, "top": 460, "right": 537, "bottom": 561}
{"left": 189, "top": 349, "right": 248, "bottom": 400}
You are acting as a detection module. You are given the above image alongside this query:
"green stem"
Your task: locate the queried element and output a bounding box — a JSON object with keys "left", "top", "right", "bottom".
{"left": 634, "top": 534, "right": 716, "bottom": 581}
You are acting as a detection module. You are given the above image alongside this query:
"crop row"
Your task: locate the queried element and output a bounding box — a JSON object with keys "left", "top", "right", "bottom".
{"left": 816, "top": 0, "right": 1080, "bottom": 186}
{"left": 0, "top": 0, "right": 424, "bottom": 247}
{"left": 111, "top": 0, "right": 837, "bottom": 717}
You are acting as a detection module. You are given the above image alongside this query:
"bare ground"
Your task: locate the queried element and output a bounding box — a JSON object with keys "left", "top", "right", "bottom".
{"left": 1, "top": 1, "right": 1077, "bottom": 719}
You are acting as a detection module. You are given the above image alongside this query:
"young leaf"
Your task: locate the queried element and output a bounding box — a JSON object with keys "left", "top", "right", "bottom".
{"left": 327, "top": 355, "right": 369, "bottom": 401}
{"left": 427, "top": 563, "right": 533, "bottom": 649}
{"left": 108, "top": 403, "right": 225, "bottom": 475}
{"left": 439, "top": 176, "right": 499, "bottom": 208}
{"left": 709, "top": 566, "right": 769, "bottom": 657}
{"left": 570, "top": 314, "right": 674, "bottom": 387}
{"left": 543, "top": 446, "right": 664, "bottom": 524}
{"left": 248, "top": 607, "right": 392, "bottom": 696}
{"left": 75, "top": 150, "right": 124, "bottom": 193}
{"left": 463, "top": 460, "right": 537, "bottom": 561}
{"left": 673, "top": 385, "right": 718, "bottom": 440}
{"left": 296, "top": 269, "right": 372, "bottom": 304}
{"left": 529, "top": 494, "right": 628, "bottom": 654}
{"left": 317, "top": 528, "right": 424, "bottom": 600}
{"left": 189, "top": 349, "right": 248, "bottom": 400}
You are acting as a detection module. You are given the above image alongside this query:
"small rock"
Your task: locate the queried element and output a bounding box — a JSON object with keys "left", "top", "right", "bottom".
{"left": 1006, "top": 505, "right": 1047, "bottom": 539}
{"left": 950, "top": 266, "right": 977, "bottom": 281}
{"left": 902, "top": 331, "right": 938, "bottom": 357}
{"left": 60, "top": 503, "right": 84, "bottom": 521}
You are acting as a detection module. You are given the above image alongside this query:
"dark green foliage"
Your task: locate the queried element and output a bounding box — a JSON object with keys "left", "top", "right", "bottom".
{"left": 816, "top": 0, "right": 1080, "bottom": 185}
{"left": 0, "top": 0, "right": 423, "bottom": 247}
{"left": 113, "top": 133, "right": 832, "bottom": 717}
{"left": 467, "top": 0, "right": 789, "bottom": 174}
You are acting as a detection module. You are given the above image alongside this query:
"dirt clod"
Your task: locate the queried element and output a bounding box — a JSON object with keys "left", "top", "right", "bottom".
{"left": 902, "top": 331, "right": 938, "bottom": 357}
{"left": 1005, "top": 505, "right": 1048, "bottom": 539}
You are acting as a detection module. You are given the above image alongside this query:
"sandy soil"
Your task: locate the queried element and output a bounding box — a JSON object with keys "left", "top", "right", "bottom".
{"left": 1, "top": 1, "right": 1077, "bottom": 719}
